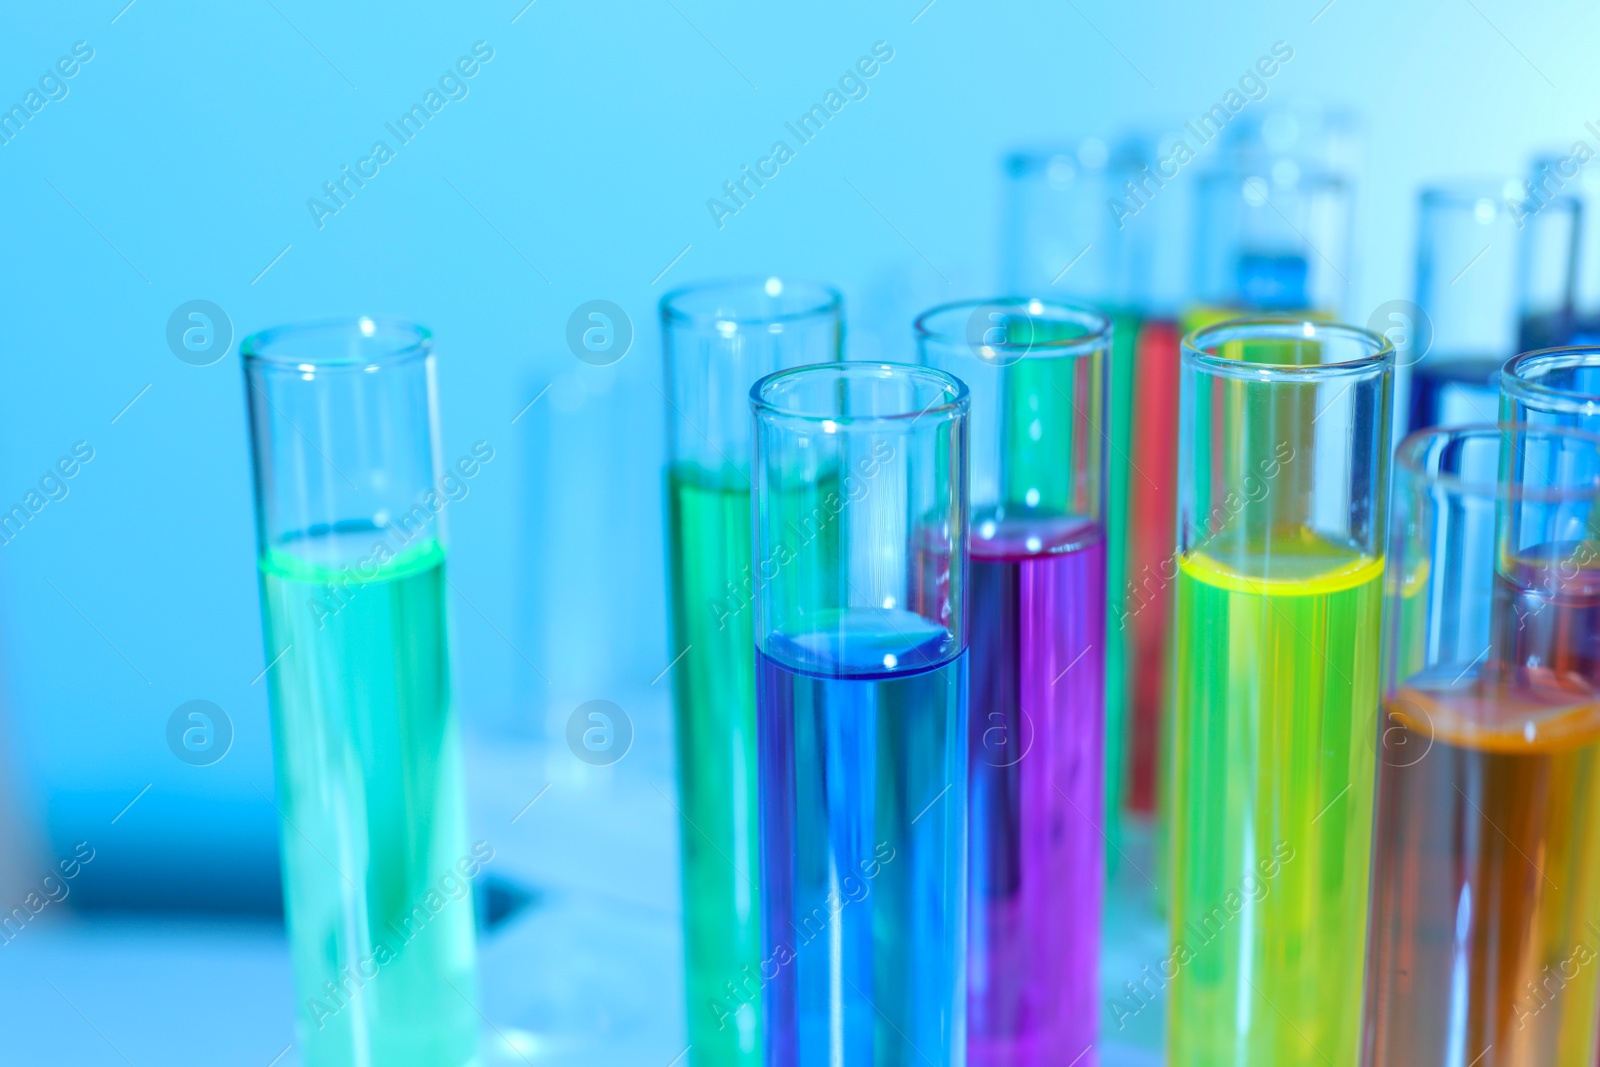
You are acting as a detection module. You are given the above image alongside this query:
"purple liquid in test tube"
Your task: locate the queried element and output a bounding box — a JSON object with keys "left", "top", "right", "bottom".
{"left": 968, "top": 517, "right": 1104, "bottom": 1065}
{"left": 919, "top": 300, "right": 1111, "bottom": 1067}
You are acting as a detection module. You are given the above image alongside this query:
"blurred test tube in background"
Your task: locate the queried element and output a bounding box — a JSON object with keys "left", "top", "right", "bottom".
{"left": 1186, "top": 104, "right": 1361, "bottom": 332}
{"left": 1188, "top": 159, "right": 1353, "bottom": 325}
{"left": 1405, "top": 179, "right": 1578, "bottom": 433}
{"left": 1002, "top": 137, "right": 1178, "bottom": 844}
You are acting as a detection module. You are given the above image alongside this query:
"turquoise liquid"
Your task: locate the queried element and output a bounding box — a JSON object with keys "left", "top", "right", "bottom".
{"left": 260, "top": 535, "right": 479, "bottom": 1067}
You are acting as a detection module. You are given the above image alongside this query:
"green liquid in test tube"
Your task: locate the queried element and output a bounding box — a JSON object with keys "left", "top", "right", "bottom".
{"left": 1167, "top": 319, "right": 1392, "bottom": 1067}
{"left": 660, "top": 279, "right": 841, "bottom": 1064}
{"left": 244, "top": 319, "right": 479, "bottom": 1067}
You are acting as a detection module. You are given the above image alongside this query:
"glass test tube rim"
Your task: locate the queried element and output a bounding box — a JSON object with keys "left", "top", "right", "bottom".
{"left": 1002, "top": 138, "right": 1146, "bottom": 176}
{"left": 1529, "top": 151, "right": 1600, "bottom": 203}
{"left": 913, "top": 297, "right": 1112, "bottom": 362}
{"left": 1416, "top": 178, "right": 1579, "bottom": 229}
{"left": 1194, "top": 160, "right": 1350, "bottom": 193}
{"left": 1418, "top": 177, "right": 1533, "bottom": 209}
{"left": 1396, "top": 421, "right": 1600, "bottom": 504}
{"left": 751, "top": 360, "right": 969, "bottom": 427}
{"left": 1183, "top": 315, "right": 1393, "bottom": 381}
{"left": 241, "top": 315, "right": 432, "bottom": 373}
{"left": 660, "top": 276, "right": 842, "bottom": 328}
{"left": 1502, "top": 346, "right": 1600, "bottom": 414}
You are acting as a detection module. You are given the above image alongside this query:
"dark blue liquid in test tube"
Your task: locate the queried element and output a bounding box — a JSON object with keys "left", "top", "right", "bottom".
{"left": 751, "top": 362, "right": 971, "bottom": 1066}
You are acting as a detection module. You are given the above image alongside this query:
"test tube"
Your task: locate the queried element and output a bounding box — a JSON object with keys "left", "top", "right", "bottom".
{"left": 752, "top": 362, "right": 969, "bottom": 1066}
{"left": 1503, "top": 346, "right": 1600, "bottom": 433}
{"left": 1532, "top": 150, "right": 1600, "bottom": 342}
{"left": 1002, "top": 137, "right": 1153, "bottom": 299}
{"left": 1169, "top": 319, "right": 1393, "bottom": 1067}
{"left": 1222, "top": 103, "right": 1365, "bottom": 187}
{"left": 660, "top": 278, "right": 842, "bottom": 1064}
{"left": 1518, "top": 188, "right": 1581, "bottom": 352}
{"left": 1364, "top": 423, "right": 1600, "bottom": 1065}
{"left": 1407, "top": 182, "right": 1580, "bottom": 431}
{"left": 917, "top": 299, "right": 1108, "bottom": 1065}
{"left": 242, "top": 318, "right": 478, "bottom": 1066}
{"left": 1002, "top": 140, "right": 1163, "bottom": 845}
{"left": 1406, "top": 183, "right": 1521, "bottom": 430}
{"left": 1188, "top": 161, "right": 1352, "bottom": 327}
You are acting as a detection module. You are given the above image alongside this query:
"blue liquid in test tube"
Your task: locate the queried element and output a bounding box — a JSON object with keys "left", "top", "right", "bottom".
{"left": 751, "top": 363, "right": 971, "bottom": 1067}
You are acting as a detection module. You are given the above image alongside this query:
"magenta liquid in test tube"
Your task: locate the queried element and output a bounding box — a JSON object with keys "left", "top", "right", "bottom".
{"left": 918, "top": 299, "right": 1109, "bottom": 1066}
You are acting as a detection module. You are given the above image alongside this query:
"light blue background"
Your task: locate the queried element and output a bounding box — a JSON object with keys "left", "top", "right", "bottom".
{"left": 0, "top": 0, "right": 1596, "bottom": 1056}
